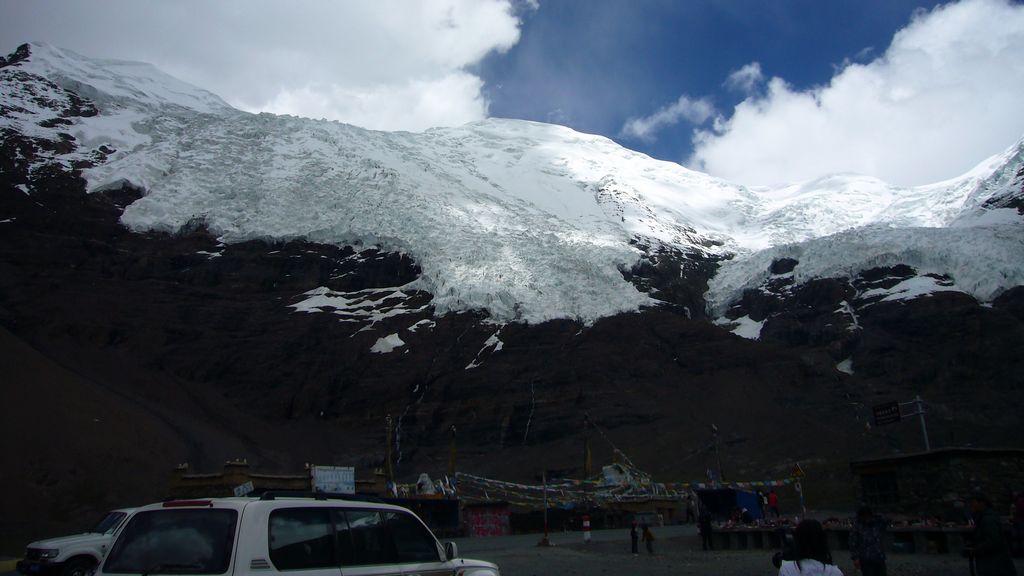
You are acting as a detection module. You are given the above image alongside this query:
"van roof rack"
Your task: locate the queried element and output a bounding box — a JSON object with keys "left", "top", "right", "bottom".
{"left": 257, "top": 490, "right": 384, "bottom": 503}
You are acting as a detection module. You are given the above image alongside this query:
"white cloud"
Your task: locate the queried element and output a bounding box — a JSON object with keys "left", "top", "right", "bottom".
{"left": 257, "top": 72, "right": 488, "bottom": 132}
{"left": 0, "top": 0, "right": 523, "bottom": 131}
{"left": 690, "top": 0, "right": 1024, "bottom": 187}
{"left": 620, "top": 95, "right": 715, "bottom": 142}
{"left": 723, "top": 62, "right": 763, "bottom": 94}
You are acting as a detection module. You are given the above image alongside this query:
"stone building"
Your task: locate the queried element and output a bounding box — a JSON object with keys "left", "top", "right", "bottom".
{"left": 850, "top": 448, "right": 1024, "bottom": 517}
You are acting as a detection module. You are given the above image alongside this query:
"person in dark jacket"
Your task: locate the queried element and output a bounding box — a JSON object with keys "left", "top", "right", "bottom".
{"left": 773, "top": 527, "right": 796, "bottom": 569}
{"left": 630, "top": 520, "right": 639, "bottom": 556}
{"left": 849, "top": 506, "right": 887, "bottom": 576}
{"left": 778, "top": 519, "right": 843, "bottom": 575}
{"left": 1013, "top": 491, "right": 1024, "bottom": 556}
{"left": 967, "top": 493, "right": 1018, "bottom": 576}
{"left": 699, "top": 509, "right": 714, "bottom": 551}
{"left": 642, "top": 524, "right": 656, "bottom": 555}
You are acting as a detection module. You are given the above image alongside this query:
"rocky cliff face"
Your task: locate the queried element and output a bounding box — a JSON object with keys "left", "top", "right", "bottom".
{"left": 2, "top": 43, "right": 1023, "bottom": 552}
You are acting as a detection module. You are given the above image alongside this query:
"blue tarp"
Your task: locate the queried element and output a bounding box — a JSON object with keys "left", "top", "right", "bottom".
{"left": 696, "top": 488, "right": 763, "bottom": 520}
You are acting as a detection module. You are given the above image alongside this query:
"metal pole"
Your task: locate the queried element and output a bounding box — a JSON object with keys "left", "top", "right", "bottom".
{"left": 712, "top": 424, "right": 723, "bottom": 482}
{"left": 916, "top": 395, "right": 931, "bottom": 452}
{"left": 543, "top": 471, "right": 549, "bottom": 539}
{"left": 447, "top": 425, "right": 457, "bottom": 477}
{"left": 537, "top": 471, "right": 551, "bottom": 546}
{"left": 385, "top": 414, "right": 394, "bottom": 493}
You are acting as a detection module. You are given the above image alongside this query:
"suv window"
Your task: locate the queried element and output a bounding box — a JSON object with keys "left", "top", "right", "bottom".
{"left": 104, "top": 509, "right": 237, "bottom": 574}
{"left": 93, "top": 511, "right": 128, "bottom": 534}
{"left": 269, "top": 508, "right": 336, "bottom": 570}
{"left": 383, "top": 511, "right": 440, "bottom": 563}
{"left": 336, "top": 510, "right": 396, "bottom": 566}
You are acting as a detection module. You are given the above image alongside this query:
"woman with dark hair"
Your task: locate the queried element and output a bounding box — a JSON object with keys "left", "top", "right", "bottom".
{"left": 850, "top": 506, "right": 887, "bottom": 576}
{"left": 778, "top": 519, "right": 844, "bottom": 575}
{"left": 966, "top": 492, "right": 1017, "bottom": 576}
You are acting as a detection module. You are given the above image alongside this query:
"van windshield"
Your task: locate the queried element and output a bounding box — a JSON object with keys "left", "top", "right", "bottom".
{"left": 104, "top": 509, "right": 237, "bottom": 574}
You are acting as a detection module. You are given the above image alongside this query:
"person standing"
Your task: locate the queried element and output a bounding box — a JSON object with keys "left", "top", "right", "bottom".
{"left": 967, "top": 493, "right": 1018, "bottom": 576}
{"left": 642, "top": 523, "right": 655, "bottom": 555}
{"left": 778, "top": 519, "right": 844, "bottom": 576}
{"left": 1013, "top": 491, "right": 1024, "bottom": 557}
{"left": 769, "top": 489, "right": 781, "bottom": 518}
{"left": 699, "top": 508, "right": 714, "bottom": 551}
{"left": 849, "top": 506, "right": 887, "bottom": 576}
{"left": 630, "top": 520, "right": 639, "bottom": 556}
{"left": 686, "top": 494, "right": 696, "bottom": 524}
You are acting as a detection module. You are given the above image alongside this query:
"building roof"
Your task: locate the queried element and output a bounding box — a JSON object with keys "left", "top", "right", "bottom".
{"left": 850, "top": 447, "right": 1024, "bottom": 470}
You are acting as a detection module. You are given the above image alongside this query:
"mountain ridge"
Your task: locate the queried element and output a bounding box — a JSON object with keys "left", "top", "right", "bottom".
{"left": 4, "top": 42, "right": 1022, "bottom": 323}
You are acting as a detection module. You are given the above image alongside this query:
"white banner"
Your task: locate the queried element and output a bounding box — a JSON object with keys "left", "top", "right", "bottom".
{"left": 312, "top": 466, "right": 355, "bottom": 494}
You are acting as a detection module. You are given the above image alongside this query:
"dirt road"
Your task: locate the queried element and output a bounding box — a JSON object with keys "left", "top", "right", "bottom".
{"left": 454, "top": 525, "right": 1022, "bottom": 576}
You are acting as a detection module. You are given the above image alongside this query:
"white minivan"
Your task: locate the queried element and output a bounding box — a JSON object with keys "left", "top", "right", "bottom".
{"left": 95, "top": 494, "right": 498, "bottom": 576}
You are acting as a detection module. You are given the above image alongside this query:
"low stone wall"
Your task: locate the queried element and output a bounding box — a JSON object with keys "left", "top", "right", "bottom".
{"left": 709, "top": 526, "right": 973, "bottom": 555}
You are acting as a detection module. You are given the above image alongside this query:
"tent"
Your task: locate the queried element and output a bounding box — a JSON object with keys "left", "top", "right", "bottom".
{"left": 695, "top": 488, "right": 763, "bottom": 520}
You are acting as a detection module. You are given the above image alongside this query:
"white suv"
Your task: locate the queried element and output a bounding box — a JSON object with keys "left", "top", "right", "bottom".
{"left": 95, "top": 494, "right": 498, "bottom": 576}
{"left": 18, "top": 509, "right": 135, "bottom": 576}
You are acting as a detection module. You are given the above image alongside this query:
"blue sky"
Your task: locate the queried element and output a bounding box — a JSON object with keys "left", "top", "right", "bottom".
{"left": 2, "top": 0, "right": 1023, "bottom": 186}
{"left": 478, "top": 0, "right": 947, "bottom": 166}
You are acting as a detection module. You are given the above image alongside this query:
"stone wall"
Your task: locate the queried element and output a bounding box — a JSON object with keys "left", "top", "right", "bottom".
{"left": 852, "top": 449, "right": 1024, "bottom": 516}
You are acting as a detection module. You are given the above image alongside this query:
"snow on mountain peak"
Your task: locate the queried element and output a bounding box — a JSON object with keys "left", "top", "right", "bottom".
{"left": 3, "top": 43, "right": 1022, "bottom": 323}
{"left": 15, "top": 42, "right": 232, "bottom": 114}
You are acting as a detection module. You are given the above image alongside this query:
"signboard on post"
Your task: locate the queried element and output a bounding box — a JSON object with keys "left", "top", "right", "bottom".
{"left": 233, "top": 481, "right": 254, "bottom": 497}
{"left": 311, "top": 466, "right": 355, "bottom": 494}
{"left": 872, "top": 401, "right": 901, "bottom": 426}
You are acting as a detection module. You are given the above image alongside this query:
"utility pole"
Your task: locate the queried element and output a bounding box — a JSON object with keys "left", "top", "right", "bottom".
{"left": 538, "top": 470, "right": 551, "bottom": 547}
{"left": 447, "top": 424, "right": 457, "bottom": 478}
{"left": 583, "top": 414, "right": 592, "bottom": 481}
{"left": 712, "top": 424, "right": 723, "bottom": 483}
{"left": 899, "top": 395, "right": 931, "bottom": 452}
{"left": 873, "top": 396, "right": 931, "bottom": 452}
{"left": 385, "top": 414, "right": 395, "bottom": 495}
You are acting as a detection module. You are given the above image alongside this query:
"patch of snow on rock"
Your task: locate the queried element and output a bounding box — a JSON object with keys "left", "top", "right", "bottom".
{"left": 370, "top": 333, "right": 405, "bottom": 354}
{"left": 860, "top": 275, "right": 963, "bottom": 304}
{"left": 707, "top": 225, "right": 1024, "bottom": 316}
{"left": 836, "top": 358, "right": 854, "bottom": 375}
{"left": 288, "top": 285, "right": 427, "bottom": 325}
{"left": 466, "top": 328, "right": 504, "bottom": 369}
{"left": 715, "top": 315, "right": 764, "bottom": 340}
{"left": 408, "top": 319, "right": 436, "bottom": 332}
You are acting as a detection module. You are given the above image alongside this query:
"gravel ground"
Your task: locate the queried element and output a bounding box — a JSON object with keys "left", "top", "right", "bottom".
{"left": 454, "top": 525, "right": 1024, "bottom": 576}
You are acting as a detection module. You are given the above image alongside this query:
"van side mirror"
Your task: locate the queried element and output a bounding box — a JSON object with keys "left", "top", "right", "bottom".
{"left": 444, "top": 541, "right": 459, "bottom": 560}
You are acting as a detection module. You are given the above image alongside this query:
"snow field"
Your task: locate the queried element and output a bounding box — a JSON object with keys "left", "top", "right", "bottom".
{"left": 5, "top": 43, "right": 1023, "bottom": 324}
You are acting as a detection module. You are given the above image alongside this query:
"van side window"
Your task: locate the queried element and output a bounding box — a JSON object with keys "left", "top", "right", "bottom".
{"left": 335, "top": 510, "right": 397, "bottom": 566}
{"left": 383, "top": 511, "right": 441, "bottom": 563}
{"left": 268, "top": 508, "right": 336, "bottom": 570}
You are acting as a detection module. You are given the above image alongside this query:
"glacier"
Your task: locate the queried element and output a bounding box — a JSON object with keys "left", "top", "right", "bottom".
{"left": 3, "top": 42, "right": 1023, "bottom": 323}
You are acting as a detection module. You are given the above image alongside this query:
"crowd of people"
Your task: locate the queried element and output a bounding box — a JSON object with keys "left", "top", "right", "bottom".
{"left": 621, "top": 490, "right": 1022, "bottom": 576}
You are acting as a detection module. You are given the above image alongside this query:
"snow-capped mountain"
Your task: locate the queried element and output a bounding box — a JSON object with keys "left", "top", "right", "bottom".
{"left": 4, "top": 42, "right": 1021, "bottom": 325}
{"left": 4, "top": 43, "right": 1024, "bottom": 544}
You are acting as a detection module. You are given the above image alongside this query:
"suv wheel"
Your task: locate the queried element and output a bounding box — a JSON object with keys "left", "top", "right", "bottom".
{"left": 60, "top": 558, "right": 94, "bottom": 576}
